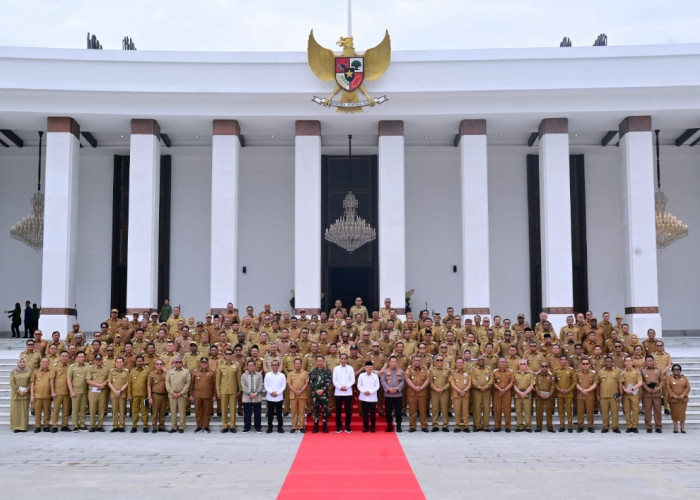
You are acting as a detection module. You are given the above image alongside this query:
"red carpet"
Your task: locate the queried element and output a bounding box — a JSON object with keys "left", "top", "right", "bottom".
{"left": 277, "top": 402, "right": 425, "bottom": 499}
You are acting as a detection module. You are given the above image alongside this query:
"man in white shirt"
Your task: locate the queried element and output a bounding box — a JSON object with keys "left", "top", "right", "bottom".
{"left": 333, "top": 353, "right": 355, "bottom": 433}
{"left": 264, "top": 360, "right": 286, "bottom": 433}
{"left": 358, "top": 361, "right": 380, "bottom": 433}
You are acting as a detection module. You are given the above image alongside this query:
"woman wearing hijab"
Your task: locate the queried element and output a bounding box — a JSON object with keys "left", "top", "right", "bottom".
{"left": 10, "top": 357, "right": 32, "bottom": 432}
{"left": 666, "top": 363, "right": 691, "bottom": 434}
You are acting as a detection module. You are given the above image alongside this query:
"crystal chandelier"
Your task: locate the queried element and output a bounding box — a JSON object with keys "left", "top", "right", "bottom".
{"left": 654, "top": 129, "right": 688, "bottom": 249}
{"left": 324, "top": 135, "right": 376, "bottom": 253}
{"left": 10, "top": 131, "right": 45, "bottom": 251}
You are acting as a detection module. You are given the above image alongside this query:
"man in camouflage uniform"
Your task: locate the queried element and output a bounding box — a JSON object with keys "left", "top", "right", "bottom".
{"left": 308, "top": 355, "right": 332, "bottom": 433}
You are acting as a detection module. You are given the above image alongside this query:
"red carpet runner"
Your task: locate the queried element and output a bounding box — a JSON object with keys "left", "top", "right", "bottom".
{"left": 277, "top": 402, "right": 426, "bottom": 499}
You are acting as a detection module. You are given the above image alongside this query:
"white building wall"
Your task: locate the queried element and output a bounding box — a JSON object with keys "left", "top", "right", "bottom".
{"left": 404, "top": 146, "right": 462, "bottom": 316}
{"left": 237, "top": 147, "right": 295, "bottom": 313}
{"left": 487, "top": 147, "right": 531, "bottom": 322}
{"left": 169, "top": 147, "right": 212, "bottom": 319}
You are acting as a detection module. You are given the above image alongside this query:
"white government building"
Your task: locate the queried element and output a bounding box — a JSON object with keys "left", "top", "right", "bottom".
{"left": 0, "top": 38, "right": 698, "bottom": 337}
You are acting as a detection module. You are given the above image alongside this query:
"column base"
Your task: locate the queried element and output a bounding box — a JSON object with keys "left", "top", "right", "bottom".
{"left": 39, "top": 312, "right": 78, "bottom": 338}
{"left": 625, "top": 313, "right": 662, "bottom": 339}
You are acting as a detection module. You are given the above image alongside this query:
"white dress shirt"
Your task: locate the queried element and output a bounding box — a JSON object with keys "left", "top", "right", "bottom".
{"left": 264, "top": 370, "right": 286, "bottom": 402}
{"left": 333, "top": 364, "right": 355, "bottom": 396}
{"left": 357, "top": 372, "right": 380, "bottom": 402}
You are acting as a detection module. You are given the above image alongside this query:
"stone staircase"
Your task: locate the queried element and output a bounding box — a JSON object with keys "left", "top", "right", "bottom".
{"left": 1, "top": 337, "right": 698, "bottom": 430}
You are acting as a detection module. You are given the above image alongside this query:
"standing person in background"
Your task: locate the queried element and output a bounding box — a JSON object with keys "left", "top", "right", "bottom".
{"left": 159, "top": 299, "right": 172, "bottom": 322}
{"left": 10, "top": 357, "right": 31, "bottom": 432}
{"left": 5, "top": 302, "right": 22, "bottom": 338}
{"left": 30, "top": 304, "right": 41, "bottom": 334}
{"left": 23, "top": 301, "right": 32, "bottom": 338}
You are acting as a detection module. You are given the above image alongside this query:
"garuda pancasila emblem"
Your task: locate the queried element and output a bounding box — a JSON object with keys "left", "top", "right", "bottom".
{"left": 308, "top": 30, "right": 391, "bottom": 114}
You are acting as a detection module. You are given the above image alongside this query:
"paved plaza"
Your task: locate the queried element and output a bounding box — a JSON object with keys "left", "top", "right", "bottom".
{"left": 2, "top": 429, "right": 699, "bottom": 499}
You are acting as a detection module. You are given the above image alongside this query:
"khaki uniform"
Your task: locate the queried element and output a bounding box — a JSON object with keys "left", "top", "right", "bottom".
{"left": 471, "top": 365, "right": 494, "bottom": 430}
{"left": 492, "top": 368, "right": 515, "bottom": 430}
{"left": 108, "top": 368, "right": 129, "bottom": 429}
{"left": 148, "top": 369, "right": 168, "bottom": 429}
{"left": 405, "top": 365, "right": 429, "bottom": 430}
{"left": 449, "top": 369, "right": 471, "bottom": 430}
{"left": 216, "top": 361, "right": 241, "bottom": 430}
{"left": 67, "top": 363, "right": 90, "bottom": 429}
{"left": 513, "top": 371, "right": 535, "bottom": 430}
{"left": 597, "top": 367, "right": 621, "bottom": 430}
{"left": 576, "top": 370, "right": 597, "bottom": 428}
{"left": 31, "top": 368, "right": 52, "bottom": 428}
{"left": 641, "top": 366, "right": 664, "bottom": 430}
{"left": 535, "top": 371, "right": 556, "bottom": 430}
{"left": 620, "top": 367, "right": 643, "bottom": 429}
{"left": 127, "top": 366, "right": 150, "bottom": 428}
{"left": 190, "top": 367, "right": 215, "bottom": 429}
{"left": 21, "top": 350, "right": 42, "bottom": 372}
{"left": 166, "top": 367, "right": 191, "bottom": 430}
{"left": 50, "top": 362, "right": 71, "bottom": 428}
{"left": 287, "top": 369, "right": 309, "bottom": 430}
{"left": 666, "top": 375, "right": 690, "bottom": 423}
{"left": 553, "top": 366, "right": 577, "bottom": 430}
{"left": 86, "top": 364, "right": 110, "bottom": 429}
{"left": 429, "top": 367, "right": 451, "bottom": 428}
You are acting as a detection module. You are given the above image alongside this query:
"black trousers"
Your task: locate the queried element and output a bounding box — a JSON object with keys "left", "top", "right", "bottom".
{"left": 267, "top": 400, "right": 283, "bottom": 430}
{"left": 362, "top": 401, "right": 376, "bottom": 430}
{"left": 243, "top": 402, "right": 261, "bottom": 432}
{"left": 335, "top": 395, "right": 353, "bottom": 430}
{"left": 385, "top": 396, "right": 403, "bottom": 427}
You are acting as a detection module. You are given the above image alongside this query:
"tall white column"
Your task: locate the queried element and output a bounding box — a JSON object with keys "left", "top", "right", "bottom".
{"left": 210, "top": 120, "right": 241, "bottom": 315}
{"left": 458, "top": 119, "right": 490, "bottom": 319}
{"left": 378, "top": 121, "right": 406, "bottom": 314}
{"left": 618, "top": 116, "right": 662, "bottom": 337}
{"left": 126, "top": 119, "right": 161, "bottom": 314}
{"left": 538, "top": 118, "right": 574, "bottom": 329}
{"left": 294, "top": 120, "right": 322, "bottom": 315}
{"left": 40, "top": 117, "right": 81, "bottom": 336}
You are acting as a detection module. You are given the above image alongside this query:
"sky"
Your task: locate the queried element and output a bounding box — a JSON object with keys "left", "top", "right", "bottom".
{"left": 1, "top": 0, "right": 699, "bottom": 52}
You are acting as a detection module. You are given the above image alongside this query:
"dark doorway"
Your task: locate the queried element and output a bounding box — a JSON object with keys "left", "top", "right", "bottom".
{"left": 322, "top": 154, "right": 378, "bottom": 313}
{"left": 111, "top": 155, "right": 171, "bottom": 315}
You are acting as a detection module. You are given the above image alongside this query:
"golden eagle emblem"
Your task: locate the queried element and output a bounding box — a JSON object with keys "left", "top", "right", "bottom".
{"left": 308, "top": 30, "right": 391, "bottom": 114}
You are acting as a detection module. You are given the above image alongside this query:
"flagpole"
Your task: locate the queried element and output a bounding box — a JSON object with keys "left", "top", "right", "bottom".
{"left": 347, "top": 0, "right": 352, "bottom": 37}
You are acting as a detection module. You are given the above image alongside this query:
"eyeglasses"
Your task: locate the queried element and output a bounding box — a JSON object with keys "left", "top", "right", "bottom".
{"left": 435, "top": 358, "right": 444, "bottom": 361}
{"left": 581, "top": 362, "right": 590, "bottom": 365}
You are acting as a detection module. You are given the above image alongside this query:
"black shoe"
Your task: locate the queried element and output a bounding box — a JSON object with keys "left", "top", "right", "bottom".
{"left": 506, "top": 429, "right": 513, "bottom": 433}
{"left": 493, "top": 428, "right": 501, "bottom": 432}
{"left": 577, "top": 427, "right": 584, "bottom": 433}
{"left": 168, "top": 429, "right": 177, "bottom": 434}
{"left": 195, "top": 427, "right": 202, "bottom": 433}
{"left": 370, "top": 428, "right": 375, "bottom": 433}
{"left": 130, "top": 428, "right": 138, "bottom": 433}
{"left": 110, "top": 428, "right": 119, "bottom": 433}
{"left": 625, "top": 428, "right": 632, "bottom": 433}
{"left": 290, "top": 429, "right": 297, "bottom": 434}
{"left": 322, "top": 423, "right": 329, "bottom": 433}
{"left": 396, "top": 426, "right": 402, "bottom": 433}
{"left": 345, "top": 429, "right": 352, "bottom": 434}
{"left": 568, "top": 429, "right": 573, "bottom": 433}
{"left": 558, "top": 428, "right": 565, "bottom": 432}
{"left": 385, "top": 427, "right": 392, "bottom": 432}
{"left": 143, "top": 428, "right": 149, "bottom": 433}
{"left": 178, "top": 429, "right": 184, "bottom": 434}
{"left": 204, "top": 428, "right": 210, "bottom": 433}
{"left": 422, "top": 428, "right": 429, "bottom": 433}
{"left": 535, "top": 428, "right": 542, "bottom": 433}
{"left": 363, "top": 428, "right": 369, "bottom": 433}
{"left": 119, "top": 428, "right": 125, "bottom": 432}
{"left": 515, "top": 429, "right": 522, "bottom": 432}
{"left": 409, "top": 428, "right": 416, "bottom": 433}
{"left": 483, "top": 428, "right": 492, "bottom": 432}
{"left": 230, "top": 428, "right": 237, "bottom": 433}
{"left": 647, "top": 429, "right": 653, "bottom": 433}
{"left": 221, "top": 428, "right": 229, "bottom": 434}
{"left": 656, "top": 429, "right": 662, "bottom": 434}
{"left": 633, "top": 428, "right": 638, "bottom": 433}
{"left": 278, "top": 428, "right": 284, "bottom": 434}
{"left": 283, "top": 412, "right": 290, "bottom": 417}
{"left": 442, "top": 427, "right": 449, "bottom": 432}
{"left": 454, "top": 428, "right": 462, "bottom": 433}
{"left": 431, "top": 427, "right": 439, "bottom": 432}
{"left": 664, "top": 409, "right": 670, "bottom": 415}
{"left": 43, "top": 427, "right": 50, "bottom": 432}
{"left": 266, "top": 428, "right": 273, "bottom": 434}
{"left": 588, "top": 428, "right": 594, "bottom": 433}
{"left": 34, "top": 428, "right": 41, "bottom": 433}
{"left": 312, "top": 422, "right": 319, "bottom": 433}
{"left": 97, "top": 427, "right": 105, "bottom": 432}
{"left": 300, "top": 428, "right": 306, "bottom": 433}
{"left": 158, "top": 428, "right": 167, "bottom": 432}
{"left": 51, "top": 427, "right": 58, "bottom": 433}
{"left": 547, "top": 428, "right": 555, "bottom": 433}
{"left": 602, "top": 428, "right": 609, "bottom": 433}
{"left": 613, "top": 428, "right": 621, "bottom": 434}
{"left": 61, "top": 426, "right": 71, "bottom": 432}
{"left": 152, "top": 429, "right": 158, "bottom": 434}
{"left": 335, "top": 428, "right": 342, "bottom": 434}
{"left": 463, "top": 428, "right": 470, "bottom": 433}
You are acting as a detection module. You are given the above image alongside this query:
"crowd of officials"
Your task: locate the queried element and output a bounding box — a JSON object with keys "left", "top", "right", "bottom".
{"left": 9, "top": 298, "right": 692, "bottom": 435}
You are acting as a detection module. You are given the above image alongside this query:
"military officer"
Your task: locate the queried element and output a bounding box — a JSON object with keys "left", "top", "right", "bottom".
{"left": 309, "top": 355, "right": 332, "bottom": 433}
